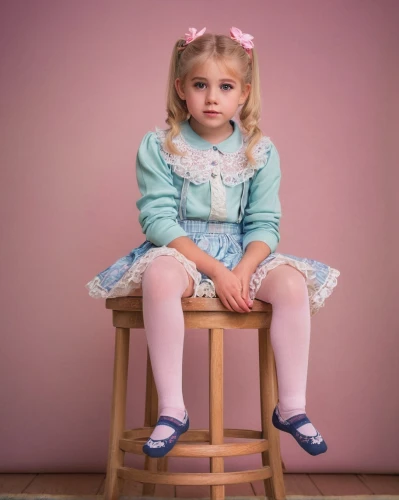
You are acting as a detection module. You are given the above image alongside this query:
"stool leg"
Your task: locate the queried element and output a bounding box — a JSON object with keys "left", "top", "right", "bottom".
{"left": 209, "top": 328, "right": 224, "bottom": 500}
{"left": 104, "top": 327, "right": 130, "bottom": 500}
{"left": 259, "top": 327, "right": 286, "bottom": 500}
{"left": 143, "top": 348, "right": 168, "bottom": 497}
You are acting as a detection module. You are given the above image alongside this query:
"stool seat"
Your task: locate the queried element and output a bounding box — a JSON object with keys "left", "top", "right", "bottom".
{"left": 106, "top": 296, "right": 272, "bottom": 311}
{"left": 103, "top": 297, "right": 286, "bottom": 500}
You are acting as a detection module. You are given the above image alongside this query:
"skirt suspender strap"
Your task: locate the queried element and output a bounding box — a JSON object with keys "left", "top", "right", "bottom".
{"left": 179, "top": 177, "right": 191, "bottom": 220}
{"left": 237, "top": 180, "right": 249, "bottom": 223}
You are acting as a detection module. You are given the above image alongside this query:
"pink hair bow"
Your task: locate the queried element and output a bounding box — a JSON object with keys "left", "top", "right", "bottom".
{"left": 230, "top": 26, "right": 254, "bottom": 54}
{"left": 183, "top": 27, "right": 206, "bottom": 45}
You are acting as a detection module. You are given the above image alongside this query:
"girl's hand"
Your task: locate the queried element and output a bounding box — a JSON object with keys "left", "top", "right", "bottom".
{"left": 231, "top": 264, "right": 254, "bottom": 310}
{"left": 210, "top": 264, "right": 252, "bottom": 313}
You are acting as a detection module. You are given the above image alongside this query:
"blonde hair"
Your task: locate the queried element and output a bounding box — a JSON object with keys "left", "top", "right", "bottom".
{"left": 164, "top": 32, "right": 263, "bottom": 166}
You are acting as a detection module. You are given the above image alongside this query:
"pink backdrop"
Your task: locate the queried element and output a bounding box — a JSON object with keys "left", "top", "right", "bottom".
{"left": 1, "top": 0, "right": 398, "bottom": 473}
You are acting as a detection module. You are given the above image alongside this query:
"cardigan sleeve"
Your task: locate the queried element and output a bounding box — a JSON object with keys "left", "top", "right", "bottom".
{"left": 242, "top": 141, "right": 282, "bottom": 253}
{"left": 135, "top": 131, "right": 188, "bottom": 246}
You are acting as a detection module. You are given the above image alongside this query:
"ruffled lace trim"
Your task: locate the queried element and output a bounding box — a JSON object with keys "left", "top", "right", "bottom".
{"left": 85, "top": 247, "right": 203, "bottom": 299}
{"left": 195, "top": 278, "right": 216, "bottom": 298}
{"left": 86, "top": 249, "right": 340, "bottom": 317}
{"left": 248, "top": 255, "right": 340, "bottom": 317}
{"left": 192, "top": 255, "right": 340, "bottom": 317}
{"left": 154, "top": 128, "right": 273, "bottom": 186}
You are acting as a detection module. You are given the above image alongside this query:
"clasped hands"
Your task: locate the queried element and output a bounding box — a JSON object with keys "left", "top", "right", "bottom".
{"left": 210, "top": 263, "right": 254, "bottom": 313}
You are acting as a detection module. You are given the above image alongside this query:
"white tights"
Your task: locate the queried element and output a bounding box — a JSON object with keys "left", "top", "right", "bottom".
{"left": 141, "top": 256, "right": 316, "bottom": 440}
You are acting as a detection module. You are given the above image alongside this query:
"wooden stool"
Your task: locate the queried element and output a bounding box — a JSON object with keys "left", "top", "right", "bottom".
{"left": 103, "top": 297, "right": 286, "bottom": 500}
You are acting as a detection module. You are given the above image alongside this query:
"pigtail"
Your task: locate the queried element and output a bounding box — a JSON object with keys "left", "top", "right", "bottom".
{"left": 239, "top": 47, "right": 263, "bottom": 166}
{"left": 164, "top": 40, "right": 190, "bottom": 156}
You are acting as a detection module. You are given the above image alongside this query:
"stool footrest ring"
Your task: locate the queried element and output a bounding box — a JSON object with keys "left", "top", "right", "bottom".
{"left": 123, "top": 427, "right": 262, "bottom": 440}
{"left": 117, "top": 465, "right": 272, "bottom": 486}
{"left": 120, "top": 427, "right": 269, "bottom": 457}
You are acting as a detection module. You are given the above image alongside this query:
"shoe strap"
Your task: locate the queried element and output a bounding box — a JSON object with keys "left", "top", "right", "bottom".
{"left": 286, "top": 413, "right": 311, "bottom": 430}
{"left": 156, "top": 412, "right": 187, "bottom": 432}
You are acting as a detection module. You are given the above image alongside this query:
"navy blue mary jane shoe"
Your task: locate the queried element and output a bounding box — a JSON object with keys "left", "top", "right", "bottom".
{"left": 142, "top": 410, "right": 190, "bottom": 458}
{"left": 272, "top": 404, "right": 327, "bottom": 456}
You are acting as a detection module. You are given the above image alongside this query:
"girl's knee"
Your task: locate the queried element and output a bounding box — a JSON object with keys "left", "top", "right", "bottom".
{"left": 142, "top": 255, "right": 193, "bottom": 297}
{"left": 261, "top": 264, "right": 308, "bottom": 307}
{"left": 143, "top": 256, "right": 184, "bottom": 286}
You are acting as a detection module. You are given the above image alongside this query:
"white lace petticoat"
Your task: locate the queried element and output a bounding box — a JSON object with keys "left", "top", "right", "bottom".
{"left": 86, "top": 246, "right": 340, "bottom": 317}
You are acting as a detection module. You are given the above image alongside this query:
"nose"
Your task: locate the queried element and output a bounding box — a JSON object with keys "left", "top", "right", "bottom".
{"left": 206, "top": 86, "right": 218, "bottom": 104}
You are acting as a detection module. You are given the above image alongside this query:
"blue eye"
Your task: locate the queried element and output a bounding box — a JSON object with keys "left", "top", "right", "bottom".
{"left": 193, "top": 82, "right": 234, "bottom": 91}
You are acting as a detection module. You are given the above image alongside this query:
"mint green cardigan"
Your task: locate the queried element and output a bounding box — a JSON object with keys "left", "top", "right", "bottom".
{"left": 135, "top": 119, "right": 282, "bottom": 253}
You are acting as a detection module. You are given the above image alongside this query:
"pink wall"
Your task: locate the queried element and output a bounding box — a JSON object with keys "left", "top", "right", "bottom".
{"left": 1, "top": 0, "right": 398, "bottom": 473}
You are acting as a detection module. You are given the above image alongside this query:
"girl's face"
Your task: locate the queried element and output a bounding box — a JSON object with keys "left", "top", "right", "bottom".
{"left": 175, "top": 58, "right": 251, "bottom": 132}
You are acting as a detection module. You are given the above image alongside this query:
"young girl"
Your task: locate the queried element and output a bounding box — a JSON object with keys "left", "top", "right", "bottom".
{"left": 86, "top": 26, "right": 340, "bottom": 459}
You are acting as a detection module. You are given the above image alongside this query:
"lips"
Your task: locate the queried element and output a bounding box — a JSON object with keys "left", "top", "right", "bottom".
{"left": 204, "top": 111, "right": 220, "bottom": 114}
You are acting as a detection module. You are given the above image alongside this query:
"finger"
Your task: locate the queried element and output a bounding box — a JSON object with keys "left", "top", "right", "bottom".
{"left": 234, "top": 288, "right": 251, "bottom": 312}
{"left": 217, "top": 291, "right": 234, "bottom": 312}
{"left": 226, "top": 295, "right": 244, "bottom": 313}
{"left": 242, "top": 284, "right": 252, "bottom": 308}
{"left": 229, "top": 293, "right": 251, "bottom": 313}
{"left": 218, "top": 294, "right": 234, "bottom": 312}
{"left": 237, "top": 294, "right": 252, "bottom": 313}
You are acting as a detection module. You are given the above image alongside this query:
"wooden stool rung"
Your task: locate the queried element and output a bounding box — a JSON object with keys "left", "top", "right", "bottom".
{"left": 117, "top": 465, "right": 273, "bottom": 485}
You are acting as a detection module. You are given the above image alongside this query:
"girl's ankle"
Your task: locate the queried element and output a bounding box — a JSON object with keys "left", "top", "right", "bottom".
{"left": 277, "top": 402, "right": 306, "bottom": 421}
{"left": 159, "top": 406, "right": 186, "bottom": 422}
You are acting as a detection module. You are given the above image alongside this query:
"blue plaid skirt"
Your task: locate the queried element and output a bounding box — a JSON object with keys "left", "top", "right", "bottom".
{"left": 85, "top": 219, "right": 340, "bottom": 316}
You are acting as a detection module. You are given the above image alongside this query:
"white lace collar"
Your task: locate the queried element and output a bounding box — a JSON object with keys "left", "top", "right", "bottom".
{"left": 154, "top": 127, "right": 272, "bottom": 187}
